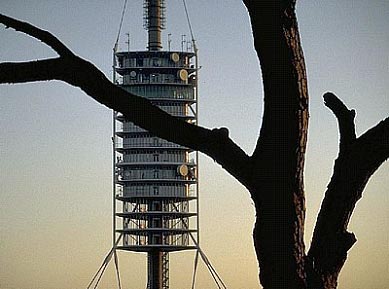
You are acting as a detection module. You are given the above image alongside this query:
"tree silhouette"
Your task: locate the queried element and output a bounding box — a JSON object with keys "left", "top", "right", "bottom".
{"left": 0, "top": 1, "right": 388, "bottom": 288}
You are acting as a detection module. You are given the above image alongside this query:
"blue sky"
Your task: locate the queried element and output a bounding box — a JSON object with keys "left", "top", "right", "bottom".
{"left": 0, "top": 1, "right": 388, "bottom": 288}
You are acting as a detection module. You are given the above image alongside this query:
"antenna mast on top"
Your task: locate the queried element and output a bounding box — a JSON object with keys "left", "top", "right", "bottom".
{"left": 143, "top": 0, "right": 166, "bottom": 51}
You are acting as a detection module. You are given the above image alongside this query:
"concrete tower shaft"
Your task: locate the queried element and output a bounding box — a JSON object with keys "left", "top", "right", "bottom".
{"left": 144, "top": 0, "right": 166, "bottom": 51}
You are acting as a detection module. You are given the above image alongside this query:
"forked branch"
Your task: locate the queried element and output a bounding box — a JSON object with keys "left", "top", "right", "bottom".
{"left": 308, "top": 93, "right": 389, "bottom": 288}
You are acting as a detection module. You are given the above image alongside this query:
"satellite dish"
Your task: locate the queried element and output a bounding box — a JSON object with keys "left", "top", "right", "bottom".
{"left": 171, "top": 52, "right": 180, "bottom": 63}
{"left": 178, "top": 164, "right": 189, "bottom": 176}
{"left": 130, "top": 71, "right": 137, "bottom": 77}
{"left": 178, "top": 69, "right": 188, "bottom": 81}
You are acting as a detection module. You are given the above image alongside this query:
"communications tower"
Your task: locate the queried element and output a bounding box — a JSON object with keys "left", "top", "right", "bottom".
{"left": 113, "top": 1, "right": 199, "bottom": 288}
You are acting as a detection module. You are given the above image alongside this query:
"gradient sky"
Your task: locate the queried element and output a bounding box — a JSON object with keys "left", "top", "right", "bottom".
{"left": 0, "top": 1, "right": 388, "bottom": 289}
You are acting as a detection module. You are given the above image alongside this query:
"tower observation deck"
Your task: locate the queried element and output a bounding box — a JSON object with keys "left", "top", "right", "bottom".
{"left": 113, "top": 1, "right": 199, "bottom": 288}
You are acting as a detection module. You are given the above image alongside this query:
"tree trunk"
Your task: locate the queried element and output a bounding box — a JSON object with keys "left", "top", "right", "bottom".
{"left": 243, "top": 1, "right": 308, "bottom": 288}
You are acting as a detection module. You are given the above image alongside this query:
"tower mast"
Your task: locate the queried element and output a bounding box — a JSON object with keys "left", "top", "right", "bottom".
{"left": 113, "top": 1, "right": 199, "bottom": 288}
{"left": 144, "top": 0, "right": 165, "bottom": 51}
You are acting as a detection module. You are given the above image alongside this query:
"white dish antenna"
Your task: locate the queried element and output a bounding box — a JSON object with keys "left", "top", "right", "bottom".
{"left": 171, "top": 52, "right": 180, "bottom": 63}
{"left": 178, "top": 69, "right": 188, "bottom": 81}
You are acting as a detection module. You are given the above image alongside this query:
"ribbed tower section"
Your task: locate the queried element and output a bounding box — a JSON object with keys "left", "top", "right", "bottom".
{"left": 113, "top": 1, "right": 199, "bottom": 288}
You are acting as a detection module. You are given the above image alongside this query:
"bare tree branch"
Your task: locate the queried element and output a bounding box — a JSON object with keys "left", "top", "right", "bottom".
{"left": 307, "top": 93, "right": 389, "bottom": 288}
{"left": 0, "top": 13, "right": 74, "bottom": 57}
{"left": 324, "top": 92, "right": 356, "bottom": 153}
{"left": 0, "top": 59, "right": 64, "bottom": 84}
{"left": 0, "top": 14, "right": 252, "bottom": 188}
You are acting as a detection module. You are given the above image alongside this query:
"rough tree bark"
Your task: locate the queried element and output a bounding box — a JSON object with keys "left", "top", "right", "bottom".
{"left": 0, "top": 1, "right": 388, "bottom": 289}
{"left": 243, "top": 1, "right": 308, "bottom": 288}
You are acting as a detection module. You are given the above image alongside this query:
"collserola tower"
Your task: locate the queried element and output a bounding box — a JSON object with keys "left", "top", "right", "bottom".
{"left": 112, "top": 1, "right": 199, "bottom": 288}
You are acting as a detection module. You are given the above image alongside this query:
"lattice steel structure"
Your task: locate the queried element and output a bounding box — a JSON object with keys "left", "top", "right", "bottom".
{"left": 112, "top": 1, "right": 199, "bottom": 288}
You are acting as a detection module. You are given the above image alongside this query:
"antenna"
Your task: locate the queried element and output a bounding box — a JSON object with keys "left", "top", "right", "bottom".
{"left": 125, "top": 33, "right": 130, "bottom": 52}
{"left": 181, "top": 34, "right": 186, "bottom": 52}
{"left": 167, "top": 33, "right": 172, "bottom": 51}
{"left": 143, "top": 0, "right": 166, "bottom": 51}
